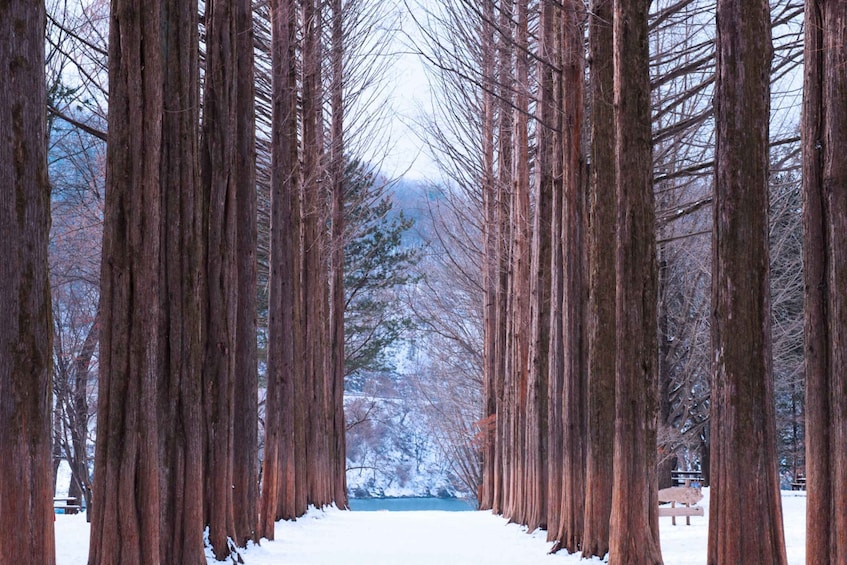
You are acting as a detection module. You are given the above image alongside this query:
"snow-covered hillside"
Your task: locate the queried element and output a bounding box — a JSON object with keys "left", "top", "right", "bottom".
{"left": 345, "top": 391, "right": 471, "bottom": 499}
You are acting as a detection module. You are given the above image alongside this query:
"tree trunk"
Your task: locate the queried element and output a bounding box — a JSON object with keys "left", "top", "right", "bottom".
{"left": 260, "top": 0, "right": 300, "bottom": 536}
{"left": 493, "top": 0, "right": 514, "bottom": 516}
{"left": 708, "top": 0, "right": 786, "bottom": 560}
{"left": 90, "top": 3, "right": 167, "bottom": 563}
{"left": 157, "top": 1, "right": 206, "bottom": 561}
{"left": 582, "top": 0, "right": 616, "bottom": 556}
{"left": 0, "top": 1, "right": 55, "bottom": 561}
{"left": 608, "top": 0, "right": 662, "bottom": 561}
{"left": 508, "top": 0, "right": 531, "bottom": 526}
{"left": 479, "top": 0, "right": 497, "bottom": 513}
{"left": 555, "top": 0, "right": 587, "bottom": 552}
{"left": 525, "top": 0, "right": 557, "bottom": 532}
{"left": 301, "top": 0, "right": 330, "bottom": 509}
{"left": 329, "top": 0, "right": 349, "bottom": 509}
{"left": 201, "top": 0, "right": 240, "bottom": 557}
{"left": 233, "top": 0, "right": 260, "bottom": 546}
{"left": 802, "top": 0, "right": 847, "bottom": 563}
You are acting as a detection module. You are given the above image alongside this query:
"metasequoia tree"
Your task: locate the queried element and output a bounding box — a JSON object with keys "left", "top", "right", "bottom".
{"left": 524, "top": 0, "right": 557, "bottom": 534}
{"left": 232, "top": 0, "right": 260, "bottom": 546}
{"left": 91, "top": 0, "right": 209, "bottom": 562}
{"left": 260, "top": 0, "right": 301, "bottom": 535}
{"left": 553, "top": 0, "right": 587, "bottom": 552}
{"left": 802, "top": 0, "right": 847, "bottom": 562}
{"left": 201, "top": 0, "right": 259, "bottom": 556}
{"left": 607, "top": 0, "right": 662, "bottom": 561}
{"left": 0, "top": 0, "right": 56, "bottom": 562}
{"left": 328, "top": 0, "right": 348, "bottom": 507}
{"left": 581, "top": 0, "right": 616, "bottom": 556}
{"left": 707, "top": 0, "right": 787, "bottom": 559}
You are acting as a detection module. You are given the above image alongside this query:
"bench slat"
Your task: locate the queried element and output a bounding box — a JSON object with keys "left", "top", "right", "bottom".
{"left": 658, "top": 506, "right": 704, "bottom": 518}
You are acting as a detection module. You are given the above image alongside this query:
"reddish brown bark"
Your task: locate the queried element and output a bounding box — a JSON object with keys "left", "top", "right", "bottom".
{"left": 479, "top": 0, "right": 498, "bottom": 513}
{"left": 555, "top": 0, "right": 587, "bottom": 552}
{"left": 581, "top": 0, "right": 616, "bottom": 557}
{"left": 0, "top": 1, "right": 55, "bottom": 561}
{"left": 802, "top": 1, "right": 847, "bottom": 563}
{"left": 492, "top": 0, "right": 514, "bottom": 516}
{"left": 525, "top": 0, "right": 557, "bottom": 531}
{"left": 607, "top": 0, "right": 661, "bottom": 561}
{"left": 90, "top": 3, "right": 167, "bottom": 563}
{"left": 201, "top": 0, "right": 242, "bottom": 557}
{"left": 708, "top": 0, "right": 786, "bottom": 560}
{"left": 328, "top": 0, "right": 349, "bottom": 508}
{"left": 233, "top": 0, "right": 260, "bottom": 546}
{"left": 157, "top": 1, "right": 206, "bottom": 561}
{"left": 302, "top": 0, "right": 332, "bottom": 509}
{"left": 260, "top": 0, "right": 300, "bottom": 536}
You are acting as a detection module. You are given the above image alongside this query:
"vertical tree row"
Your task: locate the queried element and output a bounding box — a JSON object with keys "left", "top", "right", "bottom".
{"left": 259, "top": 0, "right": 349, "bottom": 537}
{"left": 0, "top": 1, "right": 56, "bottom": 563}
{"left": 469, "top": 0, "right": 785, "bottom": 561}
{"left": 91, "top": 0, "right": 258, "bottom": 561}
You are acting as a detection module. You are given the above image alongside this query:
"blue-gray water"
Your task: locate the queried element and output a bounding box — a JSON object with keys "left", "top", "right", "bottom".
{"left": 348, "top": 497, "right": 477, "bottom": 512}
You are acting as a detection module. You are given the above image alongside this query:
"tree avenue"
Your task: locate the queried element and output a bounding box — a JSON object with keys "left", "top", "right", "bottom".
{"left": 7, "top": 0, "right": 842, "bottom": 561}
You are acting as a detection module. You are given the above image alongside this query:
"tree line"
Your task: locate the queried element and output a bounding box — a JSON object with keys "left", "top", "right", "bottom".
{"left": 1, "top": 0, "right": 385, "bottom": 561}
{"left": 415, "top": 0, "right": 844, "bottom": 563}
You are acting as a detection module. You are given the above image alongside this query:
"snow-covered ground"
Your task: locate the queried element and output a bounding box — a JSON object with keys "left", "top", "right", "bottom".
{"left": 55, "top": 488, "right": 806, "bottom": 564}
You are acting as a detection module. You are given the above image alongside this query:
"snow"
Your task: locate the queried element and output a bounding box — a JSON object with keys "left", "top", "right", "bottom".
{"left": 55, "top": 489, "right": 807, "bottom": 564}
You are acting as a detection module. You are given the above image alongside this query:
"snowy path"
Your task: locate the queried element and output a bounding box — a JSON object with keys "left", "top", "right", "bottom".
{"left": 55, "top": 490, "right": 807, "bottom": 564}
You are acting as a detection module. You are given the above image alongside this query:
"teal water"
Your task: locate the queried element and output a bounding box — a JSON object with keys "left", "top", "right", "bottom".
{"left": 348, "top": 497, "right": 477, "bottom": 512}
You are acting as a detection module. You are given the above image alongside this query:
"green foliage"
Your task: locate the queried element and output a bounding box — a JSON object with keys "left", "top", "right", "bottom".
{"left": 343, "top": 161, "right": 419, "bottom": 390}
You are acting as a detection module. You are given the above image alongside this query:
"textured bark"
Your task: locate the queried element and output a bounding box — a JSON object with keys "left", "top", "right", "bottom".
{"left": 260, "top": 0, "right": 300, "bottom": 536}
{"left": 507, "top": 0, "right": 531, "bottom": 525}
{"left": 802, "top": 0, "right": 847, "bottom": 563}
{"left": 492, "top": 0, "right": 514, "bottom": 516}
{"left": 525, "top": 0, "right": 557, "bottom": 532}
{"left": 201, "top": 0, "right": 241, "bottom": 557}
{"left": 708, "top": 0, "right": 786, "bottom": 560}
{"left": 0, "top": 1, "right": 55, "bottom": 561}
{"left": 479, "top": 0, "right": 497, "bottom": 513}
{"left": 328, "top": 0, "right": 349, "bottom": 509}
{"left": 90, "top": 3, "right": 167, "bottom": 563}
{"left": 157, "top": 1, "right": 206, "bottom": 561}
{"left": 555, "top": 0, "right": 587, "bottom": 552}
{"left": 233, "top": 0, "right": 259, "bottom": 546}
{"left": 581, "top": 0, "right": 616, "bottom": 556}
{"left": 301, "top": 0, "right": 331, "bottom": 509}
{"left": 608, "top": 0, "right": 661, "bottom": 561}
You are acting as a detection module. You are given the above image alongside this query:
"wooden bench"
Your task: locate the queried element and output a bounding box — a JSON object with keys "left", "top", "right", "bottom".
{"left": 671, "top": 470, "right": 704, "bottom": 488}
{"left": 53, "top": 497, "right": 81, "bottom": 515}
{"left": 791, "top": 474, "right": 806, "bottom": 491}
{"left": 658, "top": 486, "right": 703, "bottom": 526}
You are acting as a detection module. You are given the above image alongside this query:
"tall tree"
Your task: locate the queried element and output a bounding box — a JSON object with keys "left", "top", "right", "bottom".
{"left": 90, "top": 0, "right": 207, "bottom": 562}
{"left": 260, "top": 0, "right": 301, "bottom": 535}
{"left": 328, "top": 0, "right": 349, "bottom": 508}
{"left": 802, "top": 0, "right": 847, "bottom": 562}
{"left": 0, "top": 1, "right": 56, "bottom": 562}
{"left": 607, "top": 0, "right": 662, "bottom": 561}
{"left": 555, "top": 0, "right": 587, "bottom": 551}
{"left": 232, "top": 0, "right": 260, "bottom": 547}
{"left": 581, "top": 0, "right": 616, "bottom": 556}
{"left": 201, "top": 0, "right": 259, "bottom": 556}
{"left": 708, "top": 0, "right": 786, "bottom": 560}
